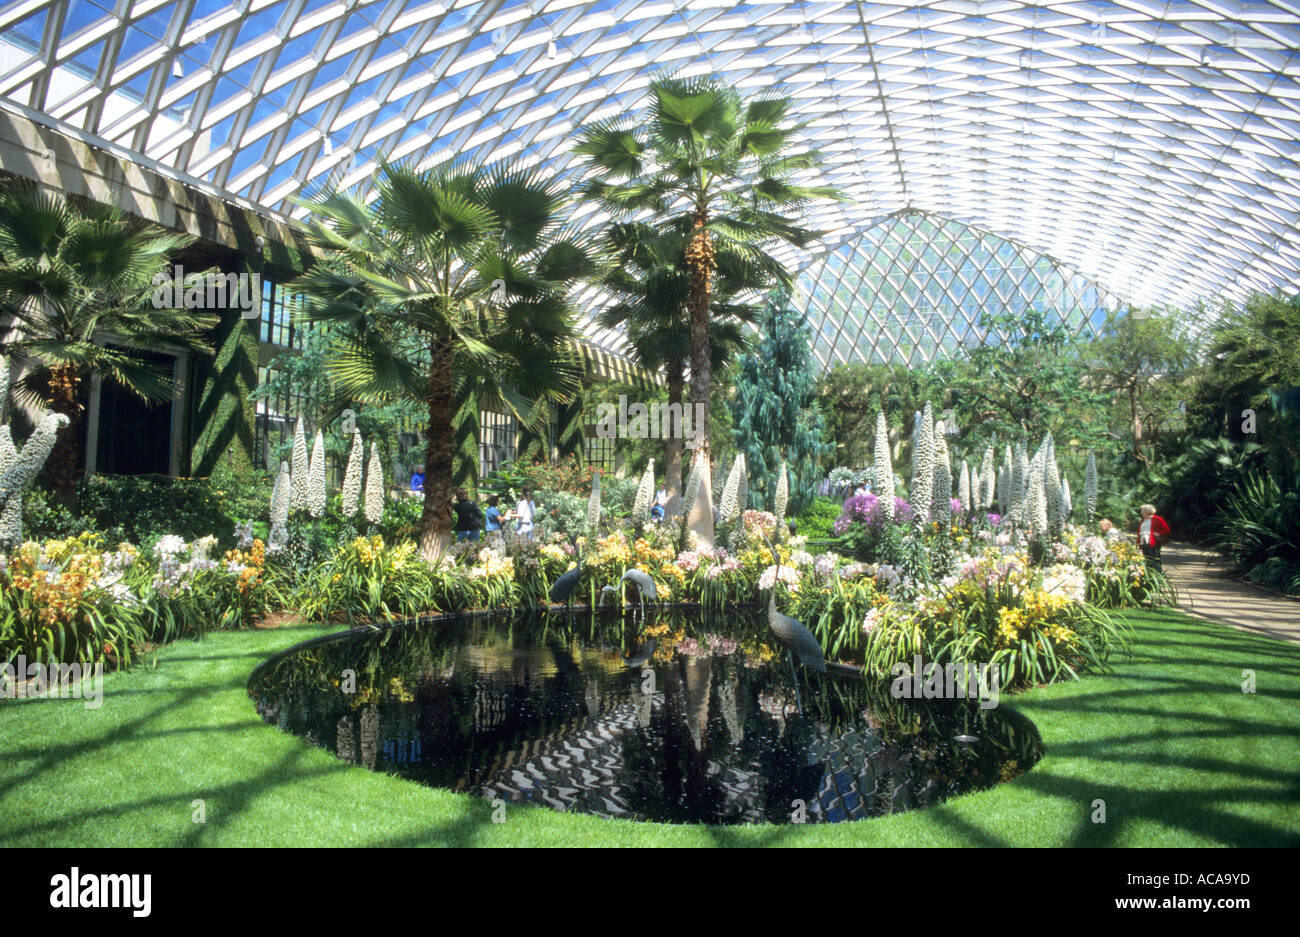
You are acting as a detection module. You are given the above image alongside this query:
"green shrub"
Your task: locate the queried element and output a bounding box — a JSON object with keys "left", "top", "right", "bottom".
{"left": 1210, "top": 470, "right": 1300, "bottom": 595}
{"left": 794, "top": 496, "right": 845, "bottom": 540}
{"left": 534, "top": 489, "right": 586, "bottom": 539}
{"left": 24, "top": 474, "right": 271, "bottom": 549}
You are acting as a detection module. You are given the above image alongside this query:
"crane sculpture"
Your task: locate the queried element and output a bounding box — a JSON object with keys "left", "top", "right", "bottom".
{"left": 601, "top": 568, "right": 658, "bottom": 617}
{"left": 547, "top": 540, "right": 583, "bottom": 609}
{"left": 760, "top": 533, "right": 826, "bottom": 697}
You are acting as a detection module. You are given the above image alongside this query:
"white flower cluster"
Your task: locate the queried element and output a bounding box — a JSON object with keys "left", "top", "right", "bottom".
{"left": 1075, "top": 536, "right": 1111, "bottom": 568}
{"left": 1026, "top": 447, "right": 1048, "bottom": 537}
{"left": 757, "top": 564, "right": 801, "bottom": 591}
{"left": 1041, "top": 563, "right": 1088, "bottom": 604}
{"left": 152, "top": 535, "right": 220, "bottom": 597}
{"left": 976, "top": 446, "right": 994, "bottom": 511}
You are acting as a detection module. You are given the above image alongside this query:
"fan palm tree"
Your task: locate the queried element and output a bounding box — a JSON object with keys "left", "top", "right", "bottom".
{"left": 575, "top": 75, "right": 844, "bottom": 541}
{"left": 594, "top": 217, "right": 774, "bottom": 515}
{"left": 0, "top": 179, "right": 210, "bottom": 504}
{"left": 291, "top": 158, "right": 593, "bottom": 558}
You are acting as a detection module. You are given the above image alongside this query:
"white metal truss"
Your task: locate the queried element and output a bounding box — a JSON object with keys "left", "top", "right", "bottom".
{"left": 795, "top": 208, "right": 1124, "bottom": 367}
{"left": 1, "top": 0, "right": 1298, "bottom": 365}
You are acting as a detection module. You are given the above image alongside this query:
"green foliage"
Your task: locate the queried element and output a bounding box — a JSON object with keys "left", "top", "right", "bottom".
{"left": 190, "top": 310, "right": 258, "bottom": 476}
{"left": 1210, "top": 471, "right": 1300, "bottom": 595}
{"left": 292, "top": 158, "right": 594, "bottom": 546}
{"left": 533, "top": 489, "right": 586, "bottom": 540}
{"left": 815, "top": 362, "right": 940, "bottom": 470}
{"left": 24, "top": 475, "right": 258, "bottom": 548}
{"left": 1142, "top": 436, "right": 1267, "bottom": 538}
{"left": 729, "top": 296, "right": 830, "bottom": 515}
{"left": 575, "top": 76, "right": 843, "bottom": 466}
{"left": 249, "top": 320, "right": 425, "bottom": 480}
{"left": 1085, "top": 308, "right": 1200, "bottom": 465}
{"left": 793, "top": 496, "right": 843, "bottom": 540}
{"left": 939, "top": 308, "right": 1115, "bottom": 458}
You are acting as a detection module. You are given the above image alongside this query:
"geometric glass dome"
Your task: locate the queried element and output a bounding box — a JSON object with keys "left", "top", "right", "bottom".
{"left": 796, "top": 210, "right": 1122, "bottom": 369}
{"left": 2, "top": 0, "right": 1300, "bottom": 362}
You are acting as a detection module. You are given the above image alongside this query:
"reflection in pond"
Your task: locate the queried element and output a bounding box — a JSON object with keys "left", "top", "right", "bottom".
{"left": 248, "top": 609, "right": 1042, "bottom": 825}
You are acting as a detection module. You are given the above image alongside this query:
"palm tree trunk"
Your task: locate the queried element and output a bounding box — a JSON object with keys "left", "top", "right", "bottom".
{"left": 685, "top": 209, "right": 715, "bottom": 545}
{"left": 665, "top": 358, "right": 685, "bottom": 518}
{"left": 419, "top": 335, "right": 456, "bottom": 561}
{"left": 45, "top": 364, "right": 83, "bottom": 507}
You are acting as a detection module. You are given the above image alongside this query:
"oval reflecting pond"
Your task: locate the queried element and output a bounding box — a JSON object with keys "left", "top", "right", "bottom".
{"left": 248, "top": 609, "right": 1042, "bottom": 825}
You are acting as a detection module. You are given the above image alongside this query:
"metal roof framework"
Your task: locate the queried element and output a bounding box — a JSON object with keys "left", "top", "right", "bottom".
{"left": 1, "top": 0, "right": 1298, "bottom": 366}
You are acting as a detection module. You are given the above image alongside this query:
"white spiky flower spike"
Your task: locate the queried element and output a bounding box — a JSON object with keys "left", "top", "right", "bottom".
{"left": 681, "top": 450, "right": 704, "bottom": 517}
{"left": 978, "top": 446, "right": 994, "bottom": 510}
{"left": 911, "top": 403, "right": 934, "bottom": 519}
{"left": 290, "top": 418, "right": 310, "bottom": 513}
{"left": 719, "top": 453, "right": 746, "bottom": 525}
{"left": 342, "top": 432, "right": 364, "bottom": 517}
{"left": 364, "top": 443, "right": 385, "bottom": 525}
{"left": 932, "top": 430, "right": 952, "bottom": 529}
{"left": 1028, "top": 453, "right": 1049, "bottom": 537}
{"left": 1085, "top": 451, "right": 1098, "bottom": 523}
{"left": 998, "top": 448, "right": 1012, "bottom": 510}
{"left": 982, "top": 451, "right": 995, "bottom": 512}
{"left": 774, "top": 461, "right": 789, "bottom": 520}
{"left": 587, "top": 471, "right": 602, "bottom": 532}
{"left": 633, "top": 458, "right": 655, "bottom": 522}
{"left": 307, "top": 430, "right": 327, "bottom": 518}
{"left": 958, "top": 460, "right": 971, "bottom": 514}
{"left": 874, "top": 411, "right": 894, "bottom": 520}
{"left": 270, "top": 461, "right": 290, "bottom": 533}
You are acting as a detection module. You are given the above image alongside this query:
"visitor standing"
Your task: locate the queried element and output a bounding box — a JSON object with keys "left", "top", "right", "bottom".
{"left": 1099, "top": 518, "right": 1121, "bottom": 541}
{"left": 1137, "top": 504, "right": 1171, "bottom": 572}
{"left": 484, "top": 495, "right": 503, "bottom": 535}
{"left": 509, "top": 487, "right": 536, "bottom": 540}
{"left": 410, "top": 465, "right": 424, "bottom": 493}
{"left": 453, "top": 488, "right": 483, "bottom": 542}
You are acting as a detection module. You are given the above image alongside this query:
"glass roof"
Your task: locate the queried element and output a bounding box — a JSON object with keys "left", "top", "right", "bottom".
{"left": 796, "top": 208, "right": 1120, "bottom": 367}
{"left": 1, "top": 0, "right": 1298, "bottom": 365}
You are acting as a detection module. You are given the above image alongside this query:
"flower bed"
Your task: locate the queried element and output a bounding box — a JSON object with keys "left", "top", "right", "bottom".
{"left": 2, "top": 510, "right": 1167, "bottom": 696}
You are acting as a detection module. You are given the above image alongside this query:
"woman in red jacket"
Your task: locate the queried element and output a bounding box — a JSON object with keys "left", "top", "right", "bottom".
{"left": 1137, "top": 503, "right": 1171, "bottom": 572}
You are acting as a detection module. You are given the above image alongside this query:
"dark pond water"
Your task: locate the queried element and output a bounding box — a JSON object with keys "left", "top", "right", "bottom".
{"left": 248, "top": 608, "right": 1042, "bottom": 825}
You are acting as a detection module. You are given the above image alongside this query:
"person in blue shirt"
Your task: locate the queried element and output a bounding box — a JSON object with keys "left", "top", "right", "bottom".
{"left": 410, "top": 465, "right": 424, "bottom": 492}
{"left": 484, "top": 495, "right": 502, "bottom": 534}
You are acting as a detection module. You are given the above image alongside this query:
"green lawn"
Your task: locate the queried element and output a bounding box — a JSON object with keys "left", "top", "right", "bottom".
{"left": 2, "top": 607, "right": 1298, "bottom": 847}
